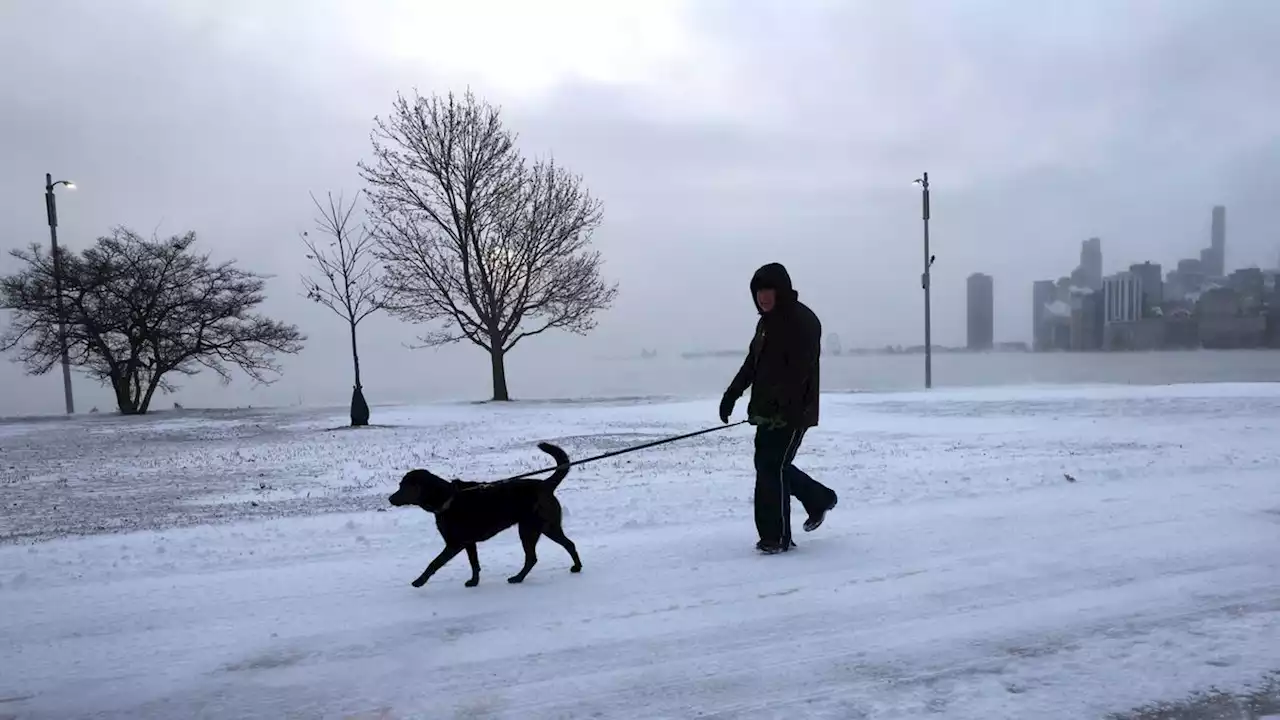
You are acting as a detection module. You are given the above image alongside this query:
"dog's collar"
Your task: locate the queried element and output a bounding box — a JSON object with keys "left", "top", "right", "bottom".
{"left": 436, "top": 480, "right": 500, "bottom": 513}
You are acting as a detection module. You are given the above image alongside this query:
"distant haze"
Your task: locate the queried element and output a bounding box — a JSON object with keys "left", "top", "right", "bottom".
{"left": 3, "top": 1, "right": 1279, "bottom": 416}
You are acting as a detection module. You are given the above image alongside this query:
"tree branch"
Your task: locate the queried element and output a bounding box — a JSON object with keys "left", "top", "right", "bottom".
{"left": 300, "top": 190, "right": 388, "bottom": 328}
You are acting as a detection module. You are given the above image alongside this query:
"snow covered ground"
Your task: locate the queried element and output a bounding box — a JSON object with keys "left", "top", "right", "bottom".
{"left": 2, "top": 383, "right": 1279, "bottom": 719}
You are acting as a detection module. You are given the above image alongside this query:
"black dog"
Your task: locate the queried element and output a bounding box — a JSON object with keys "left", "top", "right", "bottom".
{"left": 388, "top": 441, "right": 583, "bottom": 589}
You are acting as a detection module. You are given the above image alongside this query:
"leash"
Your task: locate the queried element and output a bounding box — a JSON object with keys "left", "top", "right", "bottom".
{"left": 499, "top": 420, "right": 749, "bottom": 482}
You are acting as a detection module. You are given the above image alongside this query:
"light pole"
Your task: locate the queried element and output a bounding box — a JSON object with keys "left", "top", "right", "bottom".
{"left": 912, "top": 173, "right": 936, "bottom": 390}
{"left": 44, "top": 173, "right": 76, "bottom": 415}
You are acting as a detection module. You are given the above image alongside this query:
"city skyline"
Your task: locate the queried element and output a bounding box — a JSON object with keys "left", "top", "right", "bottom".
{"left": 965, "top": 203, "right": 1279, "bottom": 351}
{"left": 1027, "top": 204, "right": 1280, "bottom": 352}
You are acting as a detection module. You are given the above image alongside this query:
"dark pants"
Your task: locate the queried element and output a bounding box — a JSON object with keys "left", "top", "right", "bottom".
{"left": 754, "top": 425, "right": 837, "bottom": 545}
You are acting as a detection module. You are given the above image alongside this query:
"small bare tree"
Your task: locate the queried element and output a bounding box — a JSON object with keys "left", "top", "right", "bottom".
{"left": 300, "top": 190, "right": 387, "bottom": 426}
{"left": 359, "top": 89, "right": 617, "bottom": 401}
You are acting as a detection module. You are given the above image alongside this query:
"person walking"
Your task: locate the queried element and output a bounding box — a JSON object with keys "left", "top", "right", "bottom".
{"left": 719, "top": 262, "right": 839, "bottom": 554}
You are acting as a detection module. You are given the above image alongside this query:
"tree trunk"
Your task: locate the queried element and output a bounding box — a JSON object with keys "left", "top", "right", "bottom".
{"left": 489, "top": 346, "right": 511, "bottom": 402}
{"left": 139, "top": 375, "right": 161, "bottom": 415}
{"left": 349, "top": 320, "right": 363, "bottom": 391}
{"left": 112, "top": 374, "right": 140, "bottom": 415}
{"left": 348, "top": 321, "right": 369, "bottom": 426}
{"left": 350, "top": 385, "right": 370, "bottom": 426}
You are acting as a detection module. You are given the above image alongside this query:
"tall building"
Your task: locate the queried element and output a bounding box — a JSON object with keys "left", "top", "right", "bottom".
{"left": 967, "top": 272, "right": 994, "bottom": 350}
{"left": 1103, "top": 272, "right": 1143, "bottom": 324}
{"left": 1032, "top": 280, "right": 1056, "bottom": 350}
{"left": 1080, "top": 237, "right": 1103, "bottom": 290}
{"left": 1166, "top": 257, "right": 1207, "bottom": 303}
{"left": 1209, "top": 205, "right": 1226, "bottom": 278}
{"left": 1228, "top": 268, "right": 1266, "bottom": 312}
{"left": 1128, "top": 262, "right": 1164, "bottom": 316}
{"left": 1200, "top": 247, "right": 1216, "bottom": 275}
{"left": 1070, "top": 290, "right": 1104, "bottom": 351}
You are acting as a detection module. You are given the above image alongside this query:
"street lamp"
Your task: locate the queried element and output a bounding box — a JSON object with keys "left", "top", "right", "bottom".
{"left": 912, "top": 173, "right": 936, "bottom": 390}
{"left": 44, "top": 173, "right": 76, "bottom": 415}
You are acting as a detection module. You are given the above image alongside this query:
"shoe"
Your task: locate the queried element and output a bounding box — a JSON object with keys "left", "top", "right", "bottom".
{"left": 756, "top": 538, "right": 796, "bottom": 554}
{"left": 804, "top": 494, "right": 838, "bottom": 532}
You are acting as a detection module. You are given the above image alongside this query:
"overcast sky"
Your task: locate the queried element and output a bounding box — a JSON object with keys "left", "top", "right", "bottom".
{"left": 2, "top": 0, "right": 1279, "bottom": 416}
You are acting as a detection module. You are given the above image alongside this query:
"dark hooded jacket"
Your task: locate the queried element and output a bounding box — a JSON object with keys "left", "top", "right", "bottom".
{"left": 724, "top": 262, "right": 821, "bottom": 428}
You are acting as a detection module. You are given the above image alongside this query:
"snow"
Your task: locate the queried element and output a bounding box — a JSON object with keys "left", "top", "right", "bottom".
{"left": 2, "top": 383, "right": 1279, "bottom": 719}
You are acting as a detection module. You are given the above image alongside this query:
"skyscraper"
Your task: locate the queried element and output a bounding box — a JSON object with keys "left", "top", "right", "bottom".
{"left": 1032, "top": 280, "right": 1055, "bottom": 350}
{"left": 1128, "top": 262, "right": 1164, "bottom": 316}
{"left": 1080, "top": 237, "right": 1103, "bottom": 290}
{"left": 1209, "top": 205, "right": 1226, "bottom": 277}
{"left": 967, "top": 273, "right": 994, "bottom": 350}
{"left": 1200, "top": 247, "right": 1215, "bottom": 272}
{"left": 1103, "top": 272, "right": 1143, "bottom": 324}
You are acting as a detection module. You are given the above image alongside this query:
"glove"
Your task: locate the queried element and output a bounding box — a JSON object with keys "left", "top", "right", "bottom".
{"left": 748, "top": 414, "right": 787, "bottom": 430}
{"left": 718, "top": 392, "right": 737, "bottom": 424}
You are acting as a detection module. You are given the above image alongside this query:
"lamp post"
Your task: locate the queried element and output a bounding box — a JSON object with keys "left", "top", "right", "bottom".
{"left": 44, "top": 173, "right": 76, "bottom": 415}
{"left": 912, "top": 173, "right": 936, "bottom": 390}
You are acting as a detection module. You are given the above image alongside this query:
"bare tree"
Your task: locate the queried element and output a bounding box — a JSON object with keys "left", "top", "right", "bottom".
{"left": 359, "top": 89, "right": 617, "bottom": 401}
{"left": 0, "top": 228, "right": 305, "bottom": 415}
{"left": 300, "top": 190, "right": 387, "bottom": 426}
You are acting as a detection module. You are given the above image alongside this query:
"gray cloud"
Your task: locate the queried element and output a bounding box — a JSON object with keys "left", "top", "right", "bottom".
{"left": 3, "top": 0, "right": 1279, "bottom": 416}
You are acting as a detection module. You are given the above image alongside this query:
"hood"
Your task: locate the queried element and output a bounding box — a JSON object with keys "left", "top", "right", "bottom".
{"left": 750, "top": 262, "right": 799, "bottom": 313}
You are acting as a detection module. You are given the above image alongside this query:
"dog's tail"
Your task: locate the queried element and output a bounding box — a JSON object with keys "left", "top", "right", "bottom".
{"left": 536, "top": 442, "right": 572, "bottom": 491}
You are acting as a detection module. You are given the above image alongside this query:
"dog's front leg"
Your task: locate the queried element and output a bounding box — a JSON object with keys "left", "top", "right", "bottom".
{"left": 411, "top": 544, "right": 465, "bottom": 588}
{"left": 464, "top": 544, "right": 481, "bottom": 587}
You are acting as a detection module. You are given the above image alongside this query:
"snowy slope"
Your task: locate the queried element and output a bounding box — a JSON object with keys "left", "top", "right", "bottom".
{"left": 2, "top": 383, "right": 1279, "bottom": 719}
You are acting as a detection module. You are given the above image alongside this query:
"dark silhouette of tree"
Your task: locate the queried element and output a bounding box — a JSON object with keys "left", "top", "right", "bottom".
{"left": 300, "top": 190, "right": 387, "bottom": 426}
{"left": 0, "top": 228, "right": 305, "bottom": 415}
{"left": 359, "top": 89, "right": 617, "bottom": 401}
